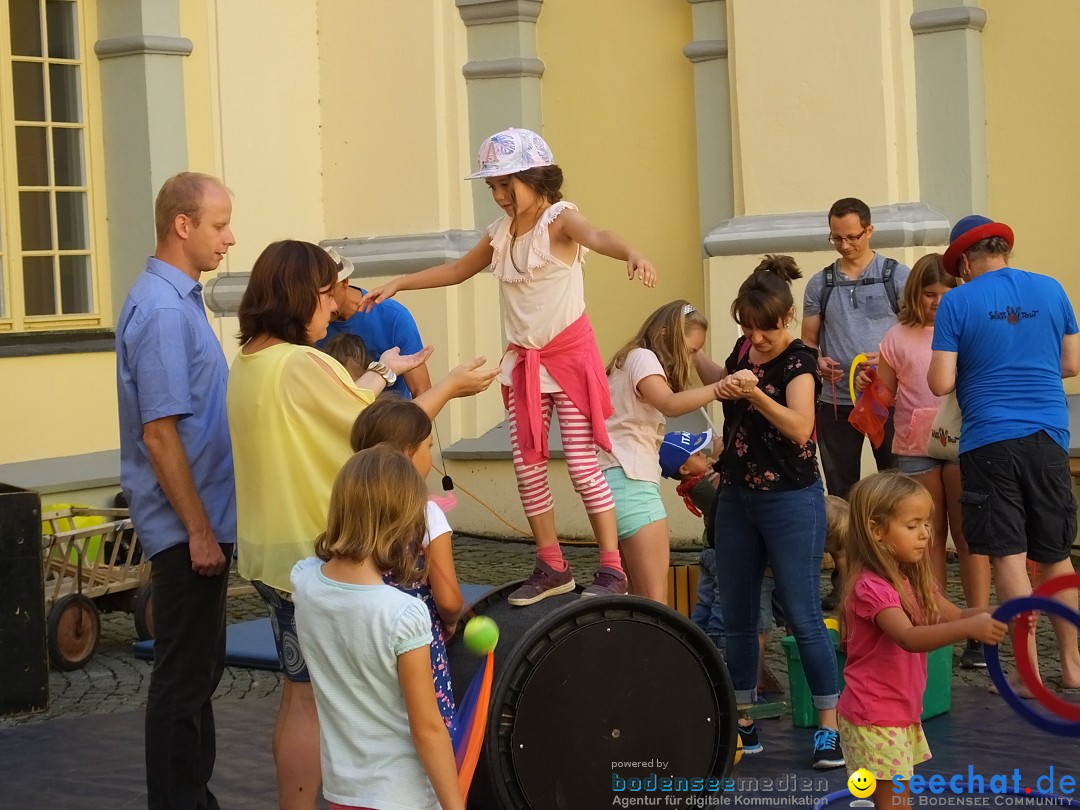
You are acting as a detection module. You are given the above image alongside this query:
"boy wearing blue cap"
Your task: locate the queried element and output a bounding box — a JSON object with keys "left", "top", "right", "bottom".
{"left": 660, "top": 430, "right": 723, "bottom": 646}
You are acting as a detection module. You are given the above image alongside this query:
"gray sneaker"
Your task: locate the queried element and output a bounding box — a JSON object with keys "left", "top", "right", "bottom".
{"left": 581, "top": 566, "right": 628, "bottom": 598}
{"left": 507, "top": 561, "right": 576, "bottom": 606}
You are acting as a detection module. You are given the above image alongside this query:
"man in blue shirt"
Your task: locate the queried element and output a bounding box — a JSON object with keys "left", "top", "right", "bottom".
{"left": 929, "top": 215, "right": 1080, "bottom": 693}
{"left": 320, "top": 259, "right": 431, "bottom": 398}
{"left": 116, "top": 172, "right": 237, "bottom": 809}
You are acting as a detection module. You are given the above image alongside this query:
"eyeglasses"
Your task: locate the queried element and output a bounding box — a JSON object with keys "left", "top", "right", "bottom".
{"left": 828, "top": 228, "right": 868, "bottom": 246}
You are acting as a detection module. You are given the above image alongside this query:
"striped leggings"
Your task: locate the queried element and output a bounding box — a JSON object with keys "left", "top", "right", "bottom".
{"left": 506, "top": 386, "right": 615, "bottom": 517}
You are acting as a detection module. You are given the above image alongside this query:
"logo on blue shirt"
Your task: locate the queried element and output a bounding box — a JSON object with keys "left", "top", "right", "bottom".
{"left": 988, "top": 305, "right": 1039, "bottom": 324}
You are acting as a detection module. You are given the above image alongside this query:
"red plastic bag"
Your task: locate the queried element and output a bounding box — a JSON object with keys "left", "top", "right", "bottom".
{"left": 848, "top": 367, "right": 894, "bottom": 448}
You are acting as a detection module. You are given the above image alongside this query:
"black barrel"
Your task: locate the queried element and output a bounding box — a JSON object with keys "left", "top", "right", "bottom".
{"left": 447, "top": 585, "right": 737, "bottom": 809}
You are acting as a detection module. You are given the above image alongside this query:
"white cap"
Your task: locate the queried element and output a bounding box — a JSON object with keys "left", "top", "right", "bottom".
{"left": 325, "top": 246, "right": 353, "bottom": 282}
{"left": 466, "top": 127, "right": 555, "bottom": 179}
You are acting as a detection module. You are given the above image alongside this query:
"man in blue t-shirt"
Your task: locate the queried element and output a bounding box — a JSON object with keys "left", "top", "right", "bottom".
{"left": 929, "top": 214, "right": 1080, "bottom": 692}
{"left": 319, "top": 254, "right": 431, "bottom": 398}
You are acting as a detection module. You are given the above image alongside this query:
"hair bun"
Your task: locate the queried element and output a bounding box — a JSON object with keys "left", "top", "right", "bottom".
{"left": 754, "top": 254, "right": 802, "bottom": 283}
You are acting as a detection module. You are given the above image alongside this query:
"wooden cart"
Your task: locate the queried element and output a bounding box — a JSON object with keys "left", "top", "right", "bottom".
{"left": 40, "top": 507, "right": 152, "bottom": 670}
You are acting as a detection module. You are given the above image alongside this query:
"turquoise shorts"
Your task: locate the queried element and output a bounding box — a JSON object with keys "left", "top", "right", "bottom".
{"left": 602, "top": 467, "right": 667, "bottom": 540}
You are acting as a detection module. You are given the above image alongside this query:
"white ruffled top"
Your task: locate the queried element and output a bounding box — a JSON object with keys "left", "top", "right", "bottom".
{"left": 486, "top": 201, "right": 588, "bottom": 391}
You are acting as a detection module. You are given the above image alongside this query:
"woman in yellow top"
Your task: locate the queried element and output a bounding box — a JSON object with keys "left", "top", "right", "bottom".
{"left": 227, "top": 240, "right": 497, "bottom": 810}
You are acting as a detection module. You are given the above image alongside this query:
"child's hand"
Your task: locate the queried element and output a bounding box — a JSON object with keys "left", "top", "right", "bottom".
{"left": 359, "top": 280, "right": 400, "bottom": 313}
{"left": 627, "top": 253, "right": 657, "bottom": 288}
{"left": 967, "top": 612, "right": 1008, "bottom": 645}
{"left": 854, "top": 368, "right": 872, "bottom": 392}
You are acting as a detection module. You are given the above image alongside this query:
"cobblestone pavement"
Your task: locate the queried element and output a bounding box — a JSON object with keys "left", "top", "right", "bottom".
{"left": 1, "top": 536, "right": 1072, "bottom": 728}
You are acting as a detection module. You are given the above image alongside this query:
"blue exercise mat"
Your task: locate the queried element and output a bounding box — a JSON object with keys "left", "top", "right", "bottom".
{"left": 132, "top": 617, "right": 281, "bottom": 670}
{"left": 132, "top": 583, "right": 496, "bottom": 671}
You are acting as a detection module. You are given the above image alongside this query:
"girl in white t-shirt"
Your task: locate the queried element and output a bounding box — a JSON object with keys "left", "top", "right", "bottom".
{"left": 598, "top": 300, "right": 727, "bottom": 601}
{"left": 290, "top": 446, "right": 464, "bottom": 810}
{"left": 855, "top": 253, "right": 990, "bottom": 667}
{"left": 362, "top": 127, "right": 657, "bottom": 606}
{"left": 351, "top": 397, "right": 464, "bottom": 730}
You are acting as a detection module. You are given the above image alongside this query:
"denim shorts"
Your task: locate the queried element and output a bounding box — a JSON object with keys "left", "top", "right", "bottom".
{"left": 252, "top": 580, "right": 310, "bottom": 682}
{"left": 896, "top": 454, "right": 944, "bottom": 476}
{"left": 602, "top": 467, "right": 667, "bottom": 540}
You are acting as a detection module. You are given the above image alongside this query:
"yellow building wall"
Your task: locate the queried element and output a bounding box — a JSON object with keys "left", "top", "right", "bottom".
{"left": 210, "top": 1, "right": 325, "bottom": 275}
{"left": 536, "top": 0, "right": 701, "bottom": 361}
{"left": 982, "top": 0, "right": 1080, "bottom": 333}
{"left": 180, "top": 1, "right": 218, "bottom": 178}
{"left": 318, "top": 0, "right": 473, "bottom": 238}
{"left": 0, "top": 354, "right": 119, "bottom": 464}
{"left": 727, "top": 0, "right": 919, "bottom": 217}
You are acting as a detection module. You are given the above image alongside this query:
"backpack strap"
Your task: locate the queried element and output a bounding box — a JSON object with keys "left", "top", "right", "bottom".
{"left": 819, "top": 258, "right": 901, "bottom": 320}
{"left": 881, "top": 257, "right": 900, "bottom": 315}
{"left": 819, "top": 263, "right": 837, "bottom": 326}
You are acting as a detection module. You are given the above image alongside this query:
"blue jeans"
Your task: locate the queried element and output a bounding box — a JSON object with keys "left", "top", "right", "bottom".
{"left": 691, "top": 547, "right": 724, "bottom": 647}
{"left": 712, "top": 480, "right": 838, "bottom": 710}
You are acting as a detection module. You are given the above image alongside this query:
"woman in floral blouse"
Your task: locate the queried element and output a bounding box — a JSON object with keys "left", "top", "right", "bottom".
{"left": 695, "top": 255, "right": 843, "bottom": 770}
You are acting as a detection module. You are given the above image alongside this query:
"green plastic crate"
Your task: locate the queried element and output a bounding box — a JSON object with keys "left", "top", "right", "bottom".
{"left": 781, "top": 630, "right": 952, "bottom": 728}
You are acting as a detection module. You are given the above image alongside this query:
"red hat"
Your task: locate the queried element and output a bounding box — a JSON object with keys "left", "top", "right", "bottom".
{"left": 942, "top": 215, "right": 1014, "bottom": 277}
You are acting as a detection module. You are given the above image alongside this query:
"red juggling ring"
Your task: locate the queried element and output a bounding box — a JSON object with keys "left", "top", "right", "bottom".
{"left": 984, "top": 573, "right": 1080, "bottom": 735}
{"left": 1012, "top": 573, "right": 1080, "bottom": 722}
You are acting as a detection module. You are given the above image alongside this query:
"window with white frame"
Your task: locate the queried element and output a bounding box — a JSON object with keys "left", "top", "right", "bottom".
{"left": 1, "top": 0, "right": 99, "bottom": 331}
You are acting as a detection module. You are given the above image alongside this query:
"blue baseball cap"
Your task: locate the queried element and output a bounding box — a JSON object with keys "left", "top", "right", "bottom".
{"left": 659, "top": 430, "right": 713, "bottom": 479}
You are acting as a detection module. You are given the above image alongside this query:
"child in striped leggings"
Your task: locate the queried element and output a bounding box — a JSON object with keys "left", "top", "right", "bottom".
{"left": 362, "top": 127, "right": 656, "bottom": 604}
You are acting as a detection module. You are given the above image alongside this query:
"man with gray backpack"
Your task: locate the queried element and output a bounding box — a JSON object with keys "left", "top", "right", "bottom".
{"left": 802, "top": 197, "right": 910, "bottom": 502}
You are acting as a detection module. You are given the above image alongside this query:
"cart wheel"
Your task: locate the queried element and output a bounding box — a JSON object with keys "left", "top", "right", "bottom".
{"left": 134, "top": 581, "right": 154, "bottom": 641}
{"left": 47, "top": 594, "right": 101, "bottom": 671}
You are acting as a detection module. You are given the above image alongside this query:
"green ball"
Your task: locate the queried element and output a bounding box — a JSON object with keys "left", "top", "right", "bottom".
{"left": 463, "top": 616, "right": 499, "bottom": 655}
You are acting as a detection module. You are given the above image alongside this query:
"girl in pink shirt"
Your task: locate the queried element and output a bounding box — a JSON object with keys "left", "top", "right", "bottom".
{"left": 858, "top": 253, "right": 991, "bottom": 667}
{"left": 363, "top": 128, "right": 656, "bottom": 605}
{"left": 837, "top": 472, "right": 1005, "bottom": 809}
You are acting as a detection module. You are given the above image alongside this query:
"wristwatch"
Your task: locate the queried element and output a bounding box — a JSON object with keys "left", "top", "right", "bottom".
{"left": 367, "top": 361, "right": 397, "bottom": 386}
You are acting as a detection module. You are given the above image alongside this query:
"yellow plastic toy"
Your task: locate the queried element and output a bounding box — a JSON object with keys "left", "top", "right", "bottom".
{"left": 848, "top": 353, "right": 869, "bottom": 405}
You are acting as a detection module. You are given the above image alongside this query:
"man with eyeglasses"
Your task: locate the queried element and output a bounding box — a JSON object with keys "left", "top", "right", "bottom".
{"left": 802, "top": 197, "right": 910, "bottom": 503}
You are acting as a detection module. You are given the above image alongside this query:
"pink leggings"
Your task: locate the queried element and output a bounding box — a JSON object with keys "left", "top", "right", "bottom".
{"left": 506, "top": 386, "right": 615, "bottom": 517}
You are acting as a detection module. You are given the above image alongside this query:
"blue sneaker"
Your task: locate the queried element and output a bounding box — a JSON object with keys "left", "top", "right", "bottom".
{"left": 812, "top": 727, "right": 844, "bottom": 769}
{"left": 737, "top": 722, "right": 763, "bottom": 754}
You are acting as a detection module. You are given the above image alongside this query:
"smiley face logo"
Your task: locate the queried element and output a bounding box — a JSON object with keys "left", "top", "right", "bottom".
{"left": 847, "top": 768, "right": 876, "bottom": 799}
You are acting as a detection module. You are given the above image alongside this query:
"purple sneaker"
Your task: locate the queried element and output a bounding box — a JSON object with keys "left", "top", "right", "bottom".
{"left": 507, "top": 560, "right": 576, "bottom": 606}
{"left": 581, "top": 566, "right": 628, "bottom": 598}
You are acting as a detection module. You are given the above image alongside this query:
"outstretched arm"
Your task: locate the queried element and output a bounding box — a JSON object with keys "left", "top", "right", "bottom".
{"left": 636, "top": 374, "right": 723, "bottom": 419}
{"left": 359, "top": 238, "right": 494, "bottom": 311}
{"left": 693, "top": 352, "right": 728, "bottom": 385}
{"left": 554, "top": 208, "right": 656, "bottom": 287}
{"left": 414, "top": 357, "right": 499, "bottom": 421}
{"left": 876, "top": 606, "right": 1006, "bottom": 653}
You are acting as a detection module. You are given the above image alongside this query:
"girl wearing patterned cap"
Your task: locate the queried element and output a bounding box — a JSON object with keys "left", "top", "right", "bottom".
{"left": 362, "top": 127, "right": 655, "bottom": 604}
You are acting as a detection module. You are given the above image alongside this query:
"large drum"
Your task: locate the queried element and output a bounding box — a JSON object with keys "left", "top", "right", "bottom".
{"left": 447, "top": 584, "right": 738, "bottom": 809}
